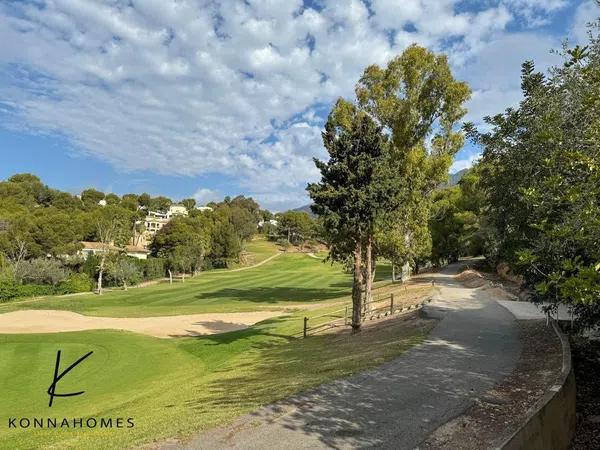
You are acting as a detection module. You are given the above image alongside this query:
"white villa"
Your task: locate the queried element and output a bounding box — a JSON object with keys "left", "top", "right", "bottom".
{"left": 258, "top": 219, "right": 278, "bottom": 227}
{"left": 143, "top": 205, "right": 188, "bottom": 236}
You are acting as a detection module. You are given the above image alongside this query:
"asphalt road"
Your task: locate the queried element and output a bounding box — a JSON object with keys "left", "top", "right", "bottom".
{"left": 160, "top": 262, "right": 521, "bottom": 450}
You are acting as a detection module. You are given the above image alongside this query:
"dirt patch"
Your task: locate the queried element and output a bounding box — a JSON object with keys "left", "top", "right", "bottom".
{"left": 570, "top": 336, "right": 600, "bottom": 449}
{"left": 422, "top": 320, "right": 562, "bottom": 450}
{"left": 456, "top": 269, "right": 488, "bottom": 288}
{"left": 0, "top": 309, "right": 282, "bottom": 339}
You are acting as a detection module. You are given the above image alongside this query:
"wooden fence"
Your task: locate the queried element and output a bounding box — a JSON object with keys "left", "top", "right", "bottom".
{"left": 302, "top": 293, "right": 432, "bottom": 338}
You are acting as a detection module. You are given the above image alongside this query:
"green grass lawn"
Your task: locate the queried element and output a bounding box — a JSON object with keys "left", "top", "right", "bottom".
{"left": 0, "top": 304, "right": 435, "bottom": 450}
{"left": 0, "top": 240, "right": 433, "bottom": 449}
{"left": 1, "top": 251, "right": 397, "bottom": 318}
{"left": 0, "top": 252, "right": 354, "bottom": 317}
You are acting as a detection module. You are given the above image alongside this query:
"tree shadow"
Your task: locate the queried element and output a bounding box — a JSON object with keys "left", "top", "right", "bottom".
{"left": 194, "top": 287, "right": 350, "bottom": 303}
{"left": 176, "top": 286, "right": 520, "bottom": 449}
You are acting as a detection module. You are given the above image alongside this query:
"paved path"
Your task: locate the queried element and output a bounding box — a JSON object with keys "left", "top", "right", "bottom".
{"left": 497, "top": 299, "right": 571, "bottom": 321}
{"left": 160, "top": 262, "right": 521, "bottom": 450}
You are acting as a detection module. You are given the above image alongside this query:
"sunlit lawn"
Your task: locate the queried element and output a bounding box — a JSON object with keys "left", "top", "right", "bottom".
{"left": 0, "top": 304, "right": 435, "bottom": 450}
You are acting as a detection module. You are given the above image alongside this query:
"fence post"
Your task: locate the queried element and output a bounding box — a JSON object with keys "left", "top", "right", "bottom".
{"left": 390, "top": 293, "right": 394, "bottom": 314}
{"left": 303, "top": 317, "right": 308, "bottom": 338}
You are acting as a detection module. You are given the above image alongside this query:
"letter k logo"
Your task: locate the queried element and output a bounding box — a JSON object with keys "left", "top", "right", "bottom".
{"left": 47, "top": 350, "right": 93, "bottom": 407}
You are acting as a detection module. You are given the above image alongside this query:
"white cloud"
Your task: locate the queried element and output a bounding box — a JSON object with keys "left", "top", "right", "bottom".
{"left": 193, "top": 187, "right": 221, "bottom": 205}
{"left": 502, "top": 0, "right": 569, "bottom": 26}
{"left": 0, "top": 0, "right": 578, "bottom": 209}
{"left": 450, "top": 153, "right": 480, "bottom": 174}
{"left": 571, "top": 1, "right": 600, "bottom": 44}
{"left": 459, "top": 32, "right": 562, "bottom": 127}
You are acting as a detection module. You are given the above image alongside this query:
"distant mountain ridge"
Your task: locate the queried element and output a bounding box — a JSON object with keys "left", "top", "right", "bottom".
{"left": 290, "top": 204, "right": 315, "bottom": 217}
{"left": 443, "top": 168, "right": 468, "bottom": 188}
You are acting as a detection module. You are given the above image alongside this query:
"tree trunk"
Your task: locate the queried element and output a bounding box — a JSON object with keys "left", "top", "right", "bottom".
{"left": 168, "top": 269, "right": 173, "bottom": 285}
{"left": 365, "top": 235, "right": 373, "bottom": 310}
{"left": 392, "top": 263, "right": 396, "bottom": 282}
{"left": 97, "top": 255, "right": 105, "bottom": 295}
{"left": 351, "top": 240, "right": 363, "bottom": 332}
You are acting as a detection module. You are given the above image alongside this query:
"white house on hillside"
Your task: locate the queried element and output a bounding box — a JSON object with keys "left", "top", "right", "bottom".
{"left": 139, "top": 204, "right": 189, "bottom": 246}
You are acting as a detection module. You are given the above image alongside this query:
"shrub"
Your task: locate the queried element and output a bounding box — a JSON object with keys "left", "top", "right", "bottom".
{"left": 210, "top": 258, "right": 229, "bottom": 269}
{"left": 15, "top": 258, "right": 69, "bottom": 286}
{"left": 201, "top": 259, "right": 213, "bottom": 271}
{"left": 0, "top": 282, "right": 57, "bottom": 302}
{"left": 134, "top": 257, "right": 166, "bottom": 280}
{"left": 60, "top": 273, "right": 93, "bottom": 293}
{"left": 276, "top": 238, "right": 290, "bottom": 250}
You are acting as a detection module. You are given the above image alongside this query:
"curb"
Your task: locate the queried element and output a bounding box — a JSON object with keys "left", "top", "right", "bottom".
{"left": 496, "top": 319, "right": 576, "bottom": 450}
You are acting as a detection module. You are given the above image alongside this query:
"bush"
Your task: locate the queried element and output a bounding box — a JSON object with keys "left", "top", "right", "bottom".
{"left": 15, "top": 258, "right": 68, "bottom": 286}
{"left": 201, "top": 259, "right": 213, "bottom": 271}
{"left": 59, "top": 273, "right": 93, "bottom": 293}
{"left": 0, "top": 282, "right": 57, "bottom": 302}
{"left": 134, "top": 257, "right": 166, "bottom": 280}
{"left": 276, "top": 238, "right": 290, "bottom": 250}
{"left": 210, "top": 258, "right": 229, "bottom": 269}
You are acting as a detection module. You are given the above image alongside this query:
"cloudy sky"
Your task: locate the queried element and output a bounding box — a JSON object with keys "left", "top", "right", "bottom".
{"left": 0, "top": 0, "right": 596, "bottom": 210}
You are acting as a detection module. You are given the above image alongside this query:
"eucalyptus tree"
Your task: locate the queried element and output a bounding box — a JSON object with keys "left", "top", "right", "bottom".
{"left": 356, "top": 44, "right": 471, "bottom": 284}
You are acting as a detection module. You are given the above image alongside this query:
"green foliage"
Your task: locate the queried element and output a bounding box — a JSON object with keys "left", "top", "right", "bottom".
{"left": 81, "top": 188, "right": 105, "bottom": 208}
{"left": 14, "top": 258, "right": 68, "bottom": 286}
{"left": 469, "top": 24, "right": 600, "bottom": 327}
{"left": 308, "top": 98, "right": 388, "bottom": 261}
{"left": 134, "top": 257, "right": 166, "bottom": 280}
{"left": 60, "top": 272, "right": 93, "bottom": 293}
{"left": 429, "top": 168, "right": 486, "bottom": 264}
{"left": 108, "top": 257, "right": 142, "bottom": 288}
{"left": 150, "top": 216, "right": 210, "bottom": 273}
{"left": 0, "top": 282, "right": 58, "bottom": 302}
{"left": 356, "top": 44, "right": 471, "bottom": 270}
{"left": 277, "top": 211, "right": 315, "bottom": 246}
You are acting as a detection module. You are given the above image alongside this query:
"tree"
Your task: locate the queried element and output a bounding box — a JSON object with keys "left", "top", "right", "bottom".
{"left": 137, "top": 193, "right": 151, "bottom": 209}
{"left": 308, "top": 99, "right": 388, "bottom": 330}
{"left": 356, "top": 45, "right": 471, "bottom": 282}
{"left": 81, "top": 189, "right": 105, "bottom": 208}
{"left": 95, "top": 215, "right": 120, "bottom": 294}
{"left": 150, "top": 216, "right": 210, "bottom": 276}
{"left": 467, "top": 24, "right": 600, "bottom": 328}
{"left": 105, "top": 193, "right": 120, "bottom": 205}
{"left": 429, "top": 168, "right": 486, "bottom": 265}
{"left": 149, "top": 196, "right": 172, "bottom": 212}
{"left": 109, "top": 257, "right": 141, "bottom": 290}
{"left": 181, "top": 198, "right": 196, "bottom": 211}
{"left": 14, "top": 258, "right": 68, "bottom": 286}
{"left": 277, "top": 211, "right": 314, "bottom": 248}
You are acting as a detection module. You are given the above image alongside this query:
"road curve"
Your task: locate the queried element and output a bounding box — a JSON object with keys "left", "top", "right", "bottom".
{"left": 160, "top": 261, "right": 521, "bottom": 450}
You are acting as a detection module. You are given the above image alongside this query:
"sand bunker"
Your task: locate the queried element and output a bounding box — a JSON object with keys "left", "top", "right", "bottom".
{"left": 0, "top": 310, "right": 282, "bottom": 339}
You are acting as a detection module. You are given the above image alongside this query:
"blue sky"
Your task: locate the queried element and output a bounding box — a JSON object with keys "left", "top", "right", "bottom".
{"left": 0, "top": 0, "right": 596, "bottom": 210}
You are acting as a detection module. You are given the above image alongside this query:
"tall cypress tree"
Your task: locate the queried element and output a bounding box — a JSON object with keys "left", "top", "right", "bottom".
{"left": 308, "top": 99, "right": 387, "bottom": 330}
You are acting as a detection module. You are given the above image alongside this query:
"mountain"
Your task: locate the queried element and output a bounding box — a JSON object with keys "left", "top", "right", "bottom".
{"left": 442, "top": 168, "right": 468, "bottom": 188}
{"left": 290, "top": 204, "right": 316, "bottom": 217}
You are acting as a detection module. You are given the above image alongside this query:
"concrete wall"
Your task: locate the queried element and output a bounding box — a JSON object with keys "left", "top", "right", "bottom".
{"left": 497, "top": 321, "right": 576, "bottom": 450}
